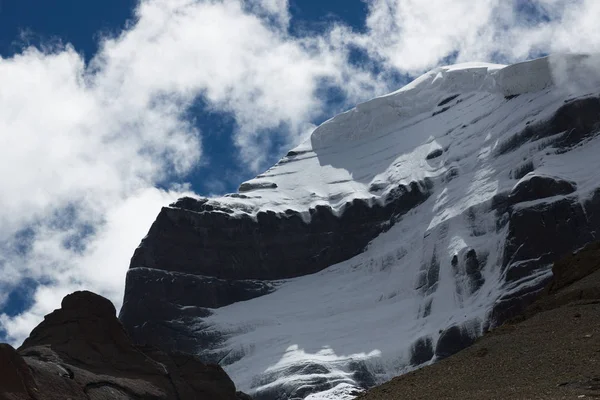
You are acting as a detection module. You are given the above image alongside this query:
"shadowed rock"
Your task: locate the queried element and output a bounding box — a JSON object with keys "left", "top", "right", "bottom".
{"left": 130, "top": 180, "right": 432, "bottom": 281}
{"left": 496, "top": 97, "right": 600, "bottom": 155}
{"left": 426, "top": 148, "right": 443, "bottom": 160}
{"left": 509, "top": 175, "right": 576, "bottom": 205}
{"left": 0, "top": 291, "right": 250, "bottom": 400}
{"left": 464, "top": 249, "right": 485, "bottom": 293}
{"left": 410, "top": 336, "right": 434, "bottom": 365}
{"left": 435, "top": 324, "right": 477, "bottom": 360}
{"left": 120, "top": 181, "right": 432, "bottom": 354}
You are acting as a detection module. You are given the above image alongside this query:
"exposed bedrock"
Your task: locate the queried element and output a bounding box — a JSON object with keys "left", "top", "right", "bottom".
{"left": 496, "top": 97, "right": 600, "bottom": 155}
{"left": 129, "top": 180, "right": 432, "bottom": 281}
{"left": 434, "top": 322, "right": 479, "bottom": 360}
{"left": 121, "top": 180, "right": 432, "bottom": 353}
{"left": 119, "top": 268, "right": 275, "bottom": 354}
{"left": 436, "top": 182, "right": 600, "bottom": 359}
{"left": 409, "top": 336, "right": 435, "bottom": 365}
{"left": 490, "top": 183, "right": 600, "bottom": 327}
{"left": 1, "top": 291, "right": 249, "bottom": 400}
{"left": 509, "top": 175, "right": 576, "bottom": 205}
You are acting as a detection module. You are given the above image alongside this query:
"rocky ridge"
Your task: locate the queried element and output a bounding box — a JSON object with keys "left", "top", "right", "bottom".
{"left": 0, "top": 291, "right": 250, "bottom": 400}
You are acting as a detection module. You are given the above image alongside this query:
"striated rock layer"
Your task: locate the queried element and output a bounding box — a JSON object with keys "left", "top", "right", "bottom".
{"left": 0, "top": 291, "right": 249, "bottom": 400}
{"left": 120, "top": 54, "right": 600, "bottom": 399}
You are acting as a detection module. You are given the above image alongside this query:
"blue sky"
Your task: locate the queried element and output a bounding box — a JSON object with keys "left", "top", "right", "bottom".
{"left": 1, "top": 0, "right": 599, "bottom": 344}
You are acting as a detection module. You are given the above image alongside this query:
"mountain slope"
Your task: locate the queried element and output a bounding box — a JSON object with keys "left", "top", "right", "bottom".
{"left": 119, "top": 54, "right": 600, "bottom": 399}
{"left": 356, "top": 241, "right": 600, "bottom": 400}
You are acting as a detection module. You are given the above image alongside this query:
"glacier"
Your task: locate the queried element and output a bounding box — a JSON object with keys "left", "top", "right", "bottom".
{"left": 120, "top": 54, "right": 600, "bottom": 400}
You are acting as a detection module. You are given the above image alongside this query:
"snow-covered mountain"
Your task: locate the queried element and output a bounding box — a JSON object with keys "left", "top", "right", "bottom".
{"left": 119, "top": 54, "right": 600, "bottom": 400}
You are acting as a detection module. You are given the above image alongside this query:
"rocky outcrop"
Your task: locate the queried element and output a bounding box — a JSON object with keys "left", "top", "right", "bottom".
{"left": 129, "top": 180, "right": 432, "bottom": 281}
{"left": 409, "top": 337, "right": 434, "bottom": 365}
{"left": 434, "top": 323, "right": 478, "bottom": 360}
{"left": 0, "top": 291, "right": 250, "bottom": 400}
{"left": 119, "top": 267, "right": 276, "bottom": 354}
{"left": 489, "top": 186, "right": 600, "bottom": 327}
{"left": 496, "top": 97, "right": 600, "bottom": 155}
{"left": 508, "top": 175, "right": 576, "bottom": 205}
{"left": 120, "top": 180, "right": 432, "bottom": 353}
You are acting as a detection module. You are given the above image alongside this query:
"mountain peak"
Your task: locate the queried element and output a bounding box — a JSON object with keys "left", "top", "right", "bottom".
{"left": 120, "top": 53, "right": 600, "bottom": 399}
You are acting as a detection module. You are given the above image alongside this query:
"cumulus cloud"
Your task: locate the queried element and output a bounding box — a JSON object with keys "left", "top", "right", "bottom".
{"left": 0, "top": 187, "right": 187, "bottom": 341}
{"left": 359, "top": 0, "right": 600, "bottom": 71}
{"left": 2, "top": 0, "right": 600, "bottom": 345}
{"left": 0, "top": 43, "right": 200, "bottom": 343}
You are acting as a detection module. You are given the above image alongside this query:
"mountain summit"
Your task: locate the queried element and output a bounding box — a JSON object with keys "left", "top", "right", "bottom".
{"left": 119, "top": 54, "right": 600, "bottom": 399}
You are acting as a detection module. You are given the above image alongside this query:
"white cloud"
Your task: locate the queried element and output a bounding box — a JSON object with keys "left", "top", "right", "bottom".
{"left": 0, "top": 43, "right": 200, "bottom": 343}
{"left": 90, "top": 0, "right": 387, "bottom": 170}
{"left": 360, "top": 0, "right": 500, "bottom": 70}
{"left": 2, "top": 0, "right": 600, "bottom": 345}
{"left": 358, "top": 0, "right": 600, "bottom": 72}
{"left": 1, "top": 187, "right": 188, "bottom": 342}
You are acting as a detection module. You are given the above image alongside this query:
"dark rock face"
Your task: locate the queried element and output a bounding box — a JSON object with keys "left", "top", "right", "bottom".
{"left": 485, "top": 163, "right": 600, "bottom": 328}
{"left": 239, "top": 181, "right": 278, "bottom": 192}
{"left": 583, "top": 188, "right": 600, "bottom": 236}
{"left": 487, "top": 282, "right": 551, "bottom": 331}
{"left": 524, "top": 240, "right": 600, "bottom": 317}
{"left": 131, "top": 180, "right": 431, "bottom": 281}
{"left": 123, "top": 267, "right": 274, "bottom": 311}
{"left": 496, "top": 97, "right": 600, "bottom": 155}
{"left": 490, "top": 186, "right": 600, "bottom": 326}
{"left": 546, "top": 240, "right": 600, "bottom": 295}
{"left": 464, "top": 249, "right": 485, "bottom": 294}
{"left": 437, "top": 94, "right": 460, "bottom": 107}
{"left": 0, "top": 291, "right": 250, "bottom": 400}
{"left": 426, "top": 148, "right": 443, "bottom": 160}
{"left": 119, "top": 268, "right": 275, "bottom": 354}
{"left": 120, "top": 181, "right": 432, "bottom": 353}
{"left": 502, "top": 197, "right": 592, "bottom": 274}
{"left": 434, "top": 324, "right": 477, "bottom": 360}
{"left": 0, "top": 343, "right": 35, "bottom": 398}
{"left": 508, "top": 175, "right": 576, "bottom": 205}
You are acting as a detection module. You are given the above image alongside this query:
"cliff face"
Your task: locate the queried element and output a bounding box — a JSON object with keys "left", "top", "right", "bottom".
{"left": 0, "top": 291, "right": 250, "bottom": 400}
{"left": 119, "top": 55, "right": 600, "bottom": 399}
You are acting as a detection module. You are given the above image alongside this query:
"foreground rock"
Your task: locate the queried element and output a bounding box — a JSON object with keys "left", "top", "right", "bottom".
{"left": 0, "top": 291, "right": 250, "bottom": 400}
{"left": 357, "top": 241, "right": 600, "bottom": 400}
